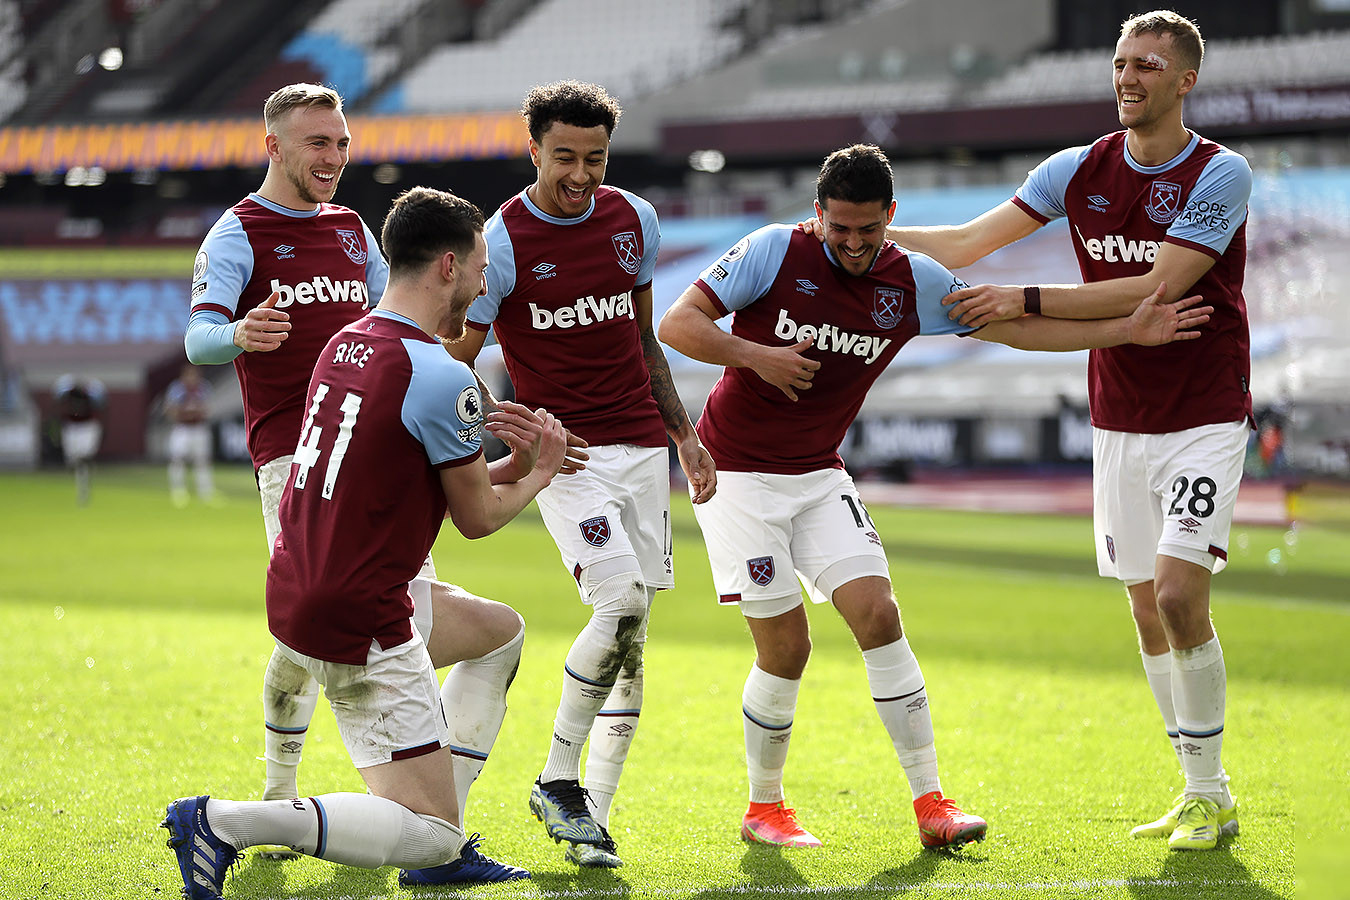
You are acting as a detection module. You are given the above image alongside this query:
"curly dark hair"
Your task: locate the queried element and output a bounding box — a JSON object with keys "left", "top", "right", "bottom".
{"left": 521, "top": 80, "right": 623, "bottom": 142}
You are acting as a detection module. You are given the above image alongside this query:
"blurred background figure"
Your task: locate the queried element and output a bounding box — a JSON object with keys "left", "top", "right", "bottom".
{"left": 163, "top": 363, "right": 216, "bottom": 506}
{"left": 52, "top": 373, "right": 105, "bottom": 505}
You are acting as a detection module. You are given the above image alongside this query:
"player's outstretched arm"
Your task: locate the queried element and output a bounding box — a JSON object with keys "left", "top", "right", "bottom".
{"left": 798, "top": 200, "right": 1040, "bottom": 270}
{"left": 638, "top": 286, "right": 717, "bottom": 502}
{"left": 973, "top": 282, "right": 1213, "bottom": 351}
{"left": 233, "top": 290, "right": 291, "bottom": 352}
{"left": 660, "top": 286, "right": 821, "bottom": 403}
{"left": 441, "top": 410, "right": 566, "bottom": 539}
{"left": 945, "top": 242, "right": 1218, "bottom": 327}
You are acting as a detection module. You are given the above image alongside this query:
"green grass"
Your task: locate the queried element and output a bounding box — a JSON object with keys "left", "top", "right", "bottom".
{"left": 1, "top": 465, "right": 1346, "bottom": 899}
{"left": 0, "top": 247, "right": 195, "bottom": 278}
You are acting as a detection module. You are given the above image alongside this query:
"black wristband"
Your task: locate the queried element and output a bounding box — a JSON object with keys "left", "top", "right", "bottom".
{"left": 1023, "top": 286, "right": 1042, "bottom": 316}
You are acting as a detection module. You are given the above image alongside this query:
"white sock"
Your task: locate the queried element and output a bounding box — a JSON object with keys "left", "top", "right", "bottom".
{"left": 442, "top": 626, "right": 524, "bottom": 823}
{"left": 195, "top": 461, "right": 214, "bottom": 498}
{"left": 168, "top": 459, "right": 187, "bottom": 496}
{"left": 863, "top": 637, "right": 941, "bottom": 800}
{"left": 262, "top": 649, "right": 321, "bottom": 800}
{"left": 205, "top": 794, "right": 464, "bottom": 868}
{"left": 742, "top": 663, "right": 799, "bottom": 805}
{"left": 541, "top": 572, "right": 648, "bottom": 783}
{"left": 583, "top": 586, "right": 652, "bottom": 829}
{"left": 584, "top": 660, "right": 644, "bottom": 829}
{"left": 1140, "top": 649, "right": 1185, "bottom": 770}
{"left": 1172, "top": 636, "right": 1228, "bottom": 803}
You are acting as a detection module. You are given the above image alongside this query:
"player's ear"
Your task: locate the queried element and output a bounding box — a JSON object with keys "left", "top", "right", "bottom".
{"left": 264, "top": 132, "right": 282, "bottom": 163}
{"left": 527, "top": 138, "right": 541, "bottom": 168}
{"left": 440, "top": 250, "right": 458, "bottom": 283}
{"left": 886, "top": 199, "right": 897, "bottom": 225}
{"left": 1177, "top": 67, "right": 1198, "bottom": 97}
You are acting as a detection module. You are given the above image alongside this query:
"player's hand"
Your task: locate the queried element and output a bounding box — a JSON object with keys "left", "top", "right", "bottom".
{"left": 234, "top": 290, "right": 291, "bottom": 352}
{"left": 535, "top": 411, "right": 568, "bottom": 478}
{"left": 942, "top": 284, "right": 1025, "bottom": 328}
{"left": 676, "top": 435, "right": 717, "bottom": 504}
{"left": 485, "top": 401, "right": 544, "bottom": 478}
{"left": 1126, "top": 282, "right": 1213, "bottom": 346}
{"left": 560, "top": 428, "right": 589, "bottom": 475}
{"left": 796, "top": 216, "right": 826, "bottom": 242}
{"left": 751, "top": 337, "right": 821, "bottom": 402}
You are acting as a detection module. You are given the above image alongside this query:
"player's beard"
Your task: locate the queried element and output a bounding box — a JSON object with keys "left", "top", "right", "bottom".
{"left": 285, "top": 159, "right": 340, "bottom": 205}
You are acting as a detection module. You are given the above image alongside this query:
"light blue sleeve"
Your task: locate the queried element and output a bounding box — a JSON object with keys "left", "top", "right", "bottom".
{"left": 696, "top": 224, "right": 793, "bottom": 313}
{"left": 468, "top": 211, "right": 514, "bottom": 327}
{"left": 185, "top": 211, "right": 252, "bottom": 363}
{"left": 362, "top": 218, "right": 389, "bottom": 307}
{"left": 909, "top": 252, "right": 976, "bottom": 336}
{"left": 1167, "top": 151, "right": 1252, "bottom": 255}
{"left": 618, "top": 188, "right": 661, "bottom": 286}
{"left": 401, "top": 340, "right": 484, "bottom": 466}
{"left": 1013, "top": 145, "right": 1092, "bottom": 222}
{"left": 184, "top": 310, "right": 242, "bottom": 364}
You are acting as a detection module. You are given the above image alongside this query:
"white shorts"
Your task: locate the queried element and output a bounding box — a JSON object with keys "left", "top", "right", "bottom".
{"left": 535, "top": 444, "right": 673, "bottom": 599}
{"left": 259, "top": 454, "right": 436, "bottom": 638}
{"left": 61, "top": 421, "right": 102, "bottom": 463}
{"left": 168, "top": 423, "right": 211, "bottom": 463}
{"left": 1093, "top": 420, "right": 1248, "bottom": 584}
{"left": 692, "top": 468, "right": 890, "bottom": 619}
{"left": 274, "top": 631, "right": 448, "bottom": 769}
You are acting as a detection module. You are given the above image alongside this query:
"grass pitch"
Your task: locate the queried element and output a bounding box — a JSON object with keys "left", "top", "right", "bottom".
{"left": 1, "top": 465, "right": 1345, "bottom": 899}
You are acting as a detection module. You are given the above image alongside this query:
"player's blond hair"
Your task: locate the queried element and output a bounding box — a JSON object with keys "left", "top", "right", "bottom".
{"left": 263, "top": 83, "right": 344, "bottom": 133}
{"left": 1121, "top": 9, "right": 1204, "bottom": 71}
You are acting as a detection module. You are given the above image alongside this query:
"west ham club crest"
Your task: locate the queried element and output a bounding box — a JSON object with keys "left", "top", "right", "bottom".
{"left": 580, "top": 516, "right": 611, "bottom": 547}
{"left": 872, "top": 287, "right": 906, "bottom": 329}
{"left": 612, "top": 231, "right": 641, "bottom": 275}
{"left": 1144, "top": 181, "right": 1182, "bottom": 225}
{"left": 336, "top": 229, "right": 367, "bottom": 265}
{"left": 746, "top": 556, "right": 775, "bottom": 586}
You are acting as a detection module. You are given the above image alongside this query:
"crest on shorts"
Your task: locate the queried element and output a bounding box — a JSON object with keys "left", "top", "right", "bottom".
{"left": 1105, "top": 534, "right": 1116, "bottom": 563}
{"left": 336, "top": 228, "right": 368, "bottom": 265}
{"left": 872, "top": 287, "right": 906, "bottom": 329}
{"left": 746, "top": 556, "right": 776, "bottom": 586}
{"left": 612, "top": 231, "right": 641, "bottom": 275}
{"left": 580, "top": 516, "right": 611, "bottom": 547}
{"left": 1144, "top": 181, "right": 1182, "bottom": 225}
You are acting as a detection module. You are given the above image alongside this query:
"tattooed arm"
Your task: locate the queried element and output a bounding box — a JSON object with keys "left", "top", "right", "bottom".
{"left": 635, "top": 285, "right": 716, "bottom": 503}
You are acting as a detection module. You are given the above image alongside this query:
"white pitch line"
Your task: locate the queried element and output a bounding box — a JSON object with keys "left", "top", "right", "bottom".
{"left": 280, "top": 877, "right": 1280, "bottom": 900}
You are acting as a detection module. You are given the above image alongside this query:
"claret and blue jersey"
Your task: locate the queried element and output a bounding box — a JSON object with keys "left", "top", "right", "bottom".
{"left": 187, "top": 193, "right": 389, "bottom": 467}
{"left": 693, "top": 224, "right": 973, "bottom": 475}
{"left": 1013, "top": 130, "right": 1253, "bottom": 434}
{"left": 267, "top": 309, "right": 483, "bottom": 666}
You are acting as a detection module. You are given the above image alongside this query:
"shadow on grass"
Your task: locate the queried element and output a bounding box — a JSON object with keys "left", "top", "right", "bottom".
{"left": 531, "top": 863, "right": 630, "bottom": 898}
{"left": 687, "top": 842, "right": 984, "bottom": 899}
{"left": 230, "top": 855, "right": 394, "bottom": 899}
{"left": 1126, "top": 840, "right": 1290, "bottom": 900}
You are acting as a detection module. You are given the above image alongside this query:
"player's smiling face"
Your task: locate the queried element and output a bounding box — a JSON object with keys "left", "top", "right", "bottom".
{"left": 1113, "top": 32, "right": 1194, "bottom": 131}
{"left": 816, "top": 197, "right": 896, "bottom": 276}
{"left": 528, "top": 122, "right": 610, "bottom": 218}
{"left": 270, "top": 106, "right": 350, "bottom": 208}
{"left": 438, "top": 232, "right": 489, "bottom": 342}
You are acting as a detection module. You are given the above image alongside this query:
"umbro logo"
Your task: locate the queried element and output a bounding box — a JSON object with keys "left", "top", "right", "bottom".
{"left": 1087, "top": 195, "right": 1111, "bottom": 212}
{"left": 532, "top": 262, "right": 557, "bottom": 280}
{"left": 1178, "top": 516, "right": 1202, "bottom": 534}
{"left": 906, "top": 698, "right": 928, "bottom": 711}
{"left": 796, "top": 279, "right": 818, "bottom": 295}
{"left": 1179, "top": 517, "right": 1202, "bottom": 528}
{"left": 274, "top": 244, "right": 296, "bottom": 259}
{"left": 608, "top": 723, "right": 633, "bottom": 736}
